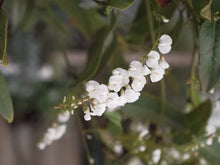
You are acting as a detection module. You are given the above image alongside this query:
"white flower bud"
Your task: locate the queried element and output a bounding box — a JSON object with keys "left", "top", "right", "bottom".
{"left": 159, "top": 57, "right": 169, "bottom": 69}
{"left": 158, "top": 34, "right": 172, "bottom": 54}
{"left": 84, "top": 108, "right": 91, "bottom": 121}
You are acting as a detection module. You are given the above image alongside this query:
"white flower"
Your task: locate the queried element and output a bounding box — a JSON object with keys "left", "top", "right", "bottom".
{"left": 158, "top": 34, "right": 172, "bottom": 54}
{"left": 112, "top": 68, "right": 129, "bottom": 86}
{"left": 58, "top": 111, "right": 70, "bottom": 123}
{"left": 131, "top": 76, "right": 146, "bottom": 92}
{"left": 161, "top": 16, "right": 169, "bottom": 23}
{"left": 106, "top": 92, "right": 120, "bottom": 110}
{"left": 118, "top": 95, "right": 127, "bottom": 106}
{"left": 113, "top": 141, "right": 123, "bottom": 155}
{"left": 152, "top": 149, "right": 161, "bottom": 164}
{"left": 86, "top": 80, "right": 99, "bottom": 93}
{"left": 150, "top": 67, "right": 165, "bottom": 82}
{"left": 108, "top": 75, "right": 123, "bottom": 92}
{"left": 84, "top": 108, "right": 91, "bottom": 121}
{"left": 90, "top": 103, "right": 106, "bottom": 116}
{"left": 38, "top": 124, "right": 67, "bottom": 150}
{"left": 146, "top": 51, "right": 160, "bottom": 68}
{"left": 54, "top": 125, "right": 67, "bottom": 140}
{"left": 86, "top": 80, "right": 109, "bottom": 103}
{"left": 159, "top": 57, "right": 169, "bottom": 69}
{"left": 108, "top": 68, "right": 129, "bottom": 92}
{"left": 129, "top": 60, "right": 150, "bottom": 78}
{"left": 124, "top": 86, "right": 140, "bottom": 103}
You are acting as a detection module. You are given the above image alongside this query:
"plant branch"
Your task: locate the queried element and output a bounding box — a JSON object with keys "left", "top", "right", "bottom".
{"left": 75, "top": 111, "right": 94, "bottom": 165}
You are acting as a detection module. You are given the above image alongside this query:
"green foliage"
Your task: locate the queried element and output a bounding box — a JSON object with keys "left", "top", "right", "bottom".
{"left": 108, "top": 0, "right": 136, "bottom": 9}
{"left": 192, "top": 0, "right": 210, "bottom": 16}
{"left": 185, "top": 100, "right": 212, "bottom": 135}
{"left": 76, "top": 14, "right": 116, "bottom": 83}
{"left": 199, "top": 20, "right": 220, "bottom": 91}
{"left": 0, "top": 72, "right": 14, "bottom": 123}
{"left": 121, "top": 92, "right": 186, "bottom": 130}
{"left": 0, "top": 8, "right": 8, "bottom": 66}
{"left": 104, "top": 111, "right": 123, "bottom": 135}
{"left": 199, "top": 140, "right": 220, "bottom": 165}
{"left": 52, "top": 0, "right": 105, "bottom": 39}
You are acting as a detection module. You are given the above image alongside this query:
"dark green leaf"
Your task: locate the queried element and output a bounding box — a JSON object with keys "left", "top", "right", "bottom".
{"left": 192, "top": 0, "right": 210, "bottom": 16}
{"left": 185, "top": 100, "right": 211, "bottom": 135}
{"left": 108, "top": 0, "right": 135, "bottom": 9}
{"left": 53, "top": 0, "right": 105, "bottom": 39}
{"left": 172, "top": 131, "right": 192, "bottom": 145}
{"left": 0, "top": 9, "right": 8, "bottom": 66}
{"left": 104, "top": 111, "right": 123, "bottom": 135}
{"left": 121, "top": 92, "right": 186, "bottom": 130}
{"left": 0, "top": 72, "right": 14, "bottom": 123}
{"left": 76, "top": 14, "right": 116, "bottom": 83}
{"left": 199, "top": 20, "right": 220, "bottom": 91}
{"left": 211, "top": 0, "right": 220, "bottom": 12}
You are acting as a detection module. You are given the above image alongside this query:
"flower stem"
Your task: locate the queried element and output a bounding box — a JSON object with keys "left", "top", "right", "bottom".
{"left": 75, "top": 112, "right": 94, "bottom": 165}
{"left": 145, "top": 0, "right": 156, "bottom": 42}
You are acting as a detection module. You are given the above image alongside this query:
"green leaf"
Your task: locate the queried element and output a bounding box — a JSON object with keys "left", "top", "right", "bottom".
{"left": 108, "top": 0, "right": 136, "bottom": 9}
{"left": 185, "top": 100, "right": 211, "bottom": 135}
{"left": 121, "top": 92, "right": 186, "bottom": 130}
{"left": 172, "top": 131, "right": 192, "bottom": 145}
{"left": 199, "top": 20, "right": 220, "bottom": 91}
{"left": 52, "top": 0, "right": 105, "bottom": 39}
{"left": 41, "top": 8, "right": 68, "bottom": 35}
{"left": 104, "top": 111, "right": 123, "bottom": 135}
{"left": 169, "top": 11, "right": 184, "bottom": 43}
{"left": 0, "top": 72, "right": 14, "bottom": 123}
{"left": 0, "top": 9, "right": 8, "bottom": 66}
{"left": 76, "top": 14, "right": 116, "bottom": 83}
{"left": 199, "top": 140, "right": 220, "bottom": 165}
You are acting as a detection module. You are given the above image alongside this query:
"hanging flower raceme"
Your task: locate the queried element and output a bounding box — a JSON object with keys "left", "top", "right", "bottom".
{"left": 38, "top": 34, "right": 173, "bottom": 149}
{"left": 82, "top": 34, "right": 172, "bottom": 121}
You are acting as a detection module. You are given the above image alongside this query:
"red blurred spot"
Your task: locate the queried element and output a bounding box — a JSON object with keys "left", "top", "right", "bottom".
{"left": 156, "top": 0, "right": 172, "bottom": 7}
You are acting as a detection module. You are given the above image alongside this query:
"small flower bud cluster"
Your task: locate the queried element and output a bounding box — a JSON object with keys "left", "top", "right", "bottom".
{"left": 83, "top": 34, "right": 172, "bottom": 121}
{"left": 37, "top": 111, "right": 70, "bottom": 150}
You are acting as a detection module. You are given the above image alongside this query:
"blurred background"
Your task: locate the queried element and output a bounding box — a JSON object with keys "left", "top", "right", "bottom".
{"left": 0, "top": 0, "right": 214, "bottom": 165}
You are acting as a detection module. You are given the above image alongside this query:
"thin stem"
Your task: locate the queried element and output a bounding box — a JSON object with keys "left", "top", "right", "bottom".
{"left": 145, "top": 0, "right": 156, "bottom": 42}
{"left": 182, "top": 0, "right": 200, "bottom": 106}
{"left": 140, "top": 23, "right": 161, "bottom": 63}
{"left": 75, "top": 112, "right": 94, "bottom": 165}
{"left": 0, "top": 0, "right": 4, "bottom": 8}
{"left": 159, "top": 79, "right": 166, "bottom": 122}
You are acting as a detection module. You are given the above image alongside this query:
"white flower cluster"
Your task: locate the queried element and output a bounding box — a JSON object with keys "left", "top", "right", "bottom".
{"left": 83, "top": 34, "right": 172, "bottom": 121}
{"left": 38, "top": 111, "right": 70, "bottom": 150}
